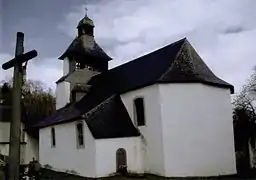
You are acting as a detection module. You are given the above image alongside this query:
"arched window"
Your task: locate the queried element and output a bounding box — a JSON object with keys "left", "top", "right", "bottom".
{"left": 21, "top": 129, "right": 25, "bottom": 142}
{"left": 76, "top": 122, "right": 84, "bottom": 148}
{"left": 116, "top": 148, "right": 127, "bottom": 172}
{"left": 134, "top": 97, "right": 146, "bottom": 126}
{"left": 51, "top": 127, "right": 56, "bottom": 147}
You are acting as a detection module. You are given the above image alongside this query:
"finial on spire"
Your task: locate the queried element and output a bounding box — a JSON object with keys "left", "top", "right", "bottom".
{"left": 85, "top": 0, "right": 88, "bottom": 16}
{"left": 85, "top": 7, "right": 88, "bottom": 16}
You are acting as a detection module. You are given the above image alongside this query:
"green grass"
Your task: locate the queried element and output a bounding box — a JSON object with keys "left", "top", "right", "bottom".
{"left": 39, "top": 168, "right": 244, "bottom": 180}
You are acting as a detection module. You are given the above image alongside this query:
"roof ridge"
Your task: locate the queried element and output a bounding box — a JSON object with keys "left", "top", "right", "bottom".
{"left": 158, "top": 38, "right": 187, "bottom": 81}
{"left": 81, "top": 94, "right": 116, "bottom": 119}
{"left": 109, "top": 38, "right": 187, "bottom": 72}
{"left": 88, "top": 38, "right": 187, "bottom": 84}
{"left": 157, "top": 38, "right": 234, "bottom": 93}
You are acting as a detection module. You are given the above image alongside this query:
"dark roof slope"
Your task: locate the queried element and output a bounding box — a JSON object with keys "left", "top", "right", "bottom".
{"left": 87, "top": 38, "right": 234, "bottom": 94}
{"left": 87, "top": 38, "right": 185, "bottom": 95}
{"left": 32, "top": 102, "right": 79, "bottom": 129}
{"left": 83, "top": 95, "right": 140, "bottom": 139}
{"left": 35, "top": 38, "right": 234, "bottom": 132}
{"left": 157, "top": 39, "right": 234, "bottom": 92}
{"left": 33, "top": 95, "right": 140, "bottom": 139}
{"left": 59, "top": 37, "right": 112, "bottom": 61}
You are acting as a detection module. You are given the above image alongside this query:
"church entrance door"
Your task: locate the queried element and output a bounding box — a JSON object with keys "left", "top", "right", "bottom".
{"left": 116, "top": 148, "right": 127, "bottom": 172}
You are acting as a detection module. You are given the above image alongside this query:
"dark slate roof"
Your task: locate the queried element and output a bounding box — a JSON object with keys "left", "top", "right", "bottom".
{"left": 58, "top": 37, "right": 112, "bottom": 61}
{"left": 56, "top": 69, "right": 96, "bottom": 84}
{"left": 32, "top": 95, "right": 140, "bottom": 139}
{"left": 72, "top": 83, "right": 89, "bottom": 92}
{"left": 87, "top": 38, "right": 234, "bottom": 94}
{"left": 157, "top": 39, "right": 234, "bottom": 92}
{"left": 83, "top": 95, "right": 140, "bottom": 139}
{"left": 35, "top": 38, "right": 234, "bottom": 135}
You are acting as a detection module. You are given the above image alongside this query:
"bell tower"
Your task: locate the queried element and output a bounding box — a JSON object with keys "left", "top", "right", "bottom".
{"left": 56, "top": 11, "right": 112, "bottom": 110}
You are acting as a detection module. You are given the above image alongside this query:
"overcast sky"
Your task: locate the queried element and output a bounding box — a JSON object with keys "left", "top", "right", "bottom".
{"left": 0, "top": 0, "right": 256, "bottom": 93}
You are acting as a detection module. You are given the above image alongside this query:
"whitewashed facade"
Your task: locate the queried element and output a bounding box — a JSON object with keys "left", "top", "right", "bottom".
{"left": 39, "top": 82, "right": 236, "bottom": 177}
{"left": 159, "top": 84, "right": 236, "bottom": 177}
{"left": 0, "top": 122, "right": 38, "bottom": 164}
{"left": 39, "top": 121, "right": 143, "bottom": 178}
{"left": 39, "top": 121, "right": 96, "bottom": 177}
{"left": 121, "top": 85, "right": 165, "bottom": 176}
{"left": 56, "top": 81, "right": 70, "bottom": 110}
{"left": 95, "top": 137, "right": 143, "bottom": 177}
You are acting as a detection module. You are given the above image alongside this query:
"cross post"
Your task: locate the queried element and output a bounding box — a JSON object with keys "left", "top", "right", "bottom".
{"left": 1, "top": 32, "right": 37, "bottom": 180}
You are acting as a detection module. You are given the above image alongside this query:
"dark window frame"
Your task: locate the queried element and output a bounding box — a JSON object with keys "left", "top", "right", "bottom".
{"left": 76, "top": 121, "right": 84, "bottom": 148}
{"left": 71, "top": 90, "right": 76, "bottom": 103}
{"left": 51, "top": 127, "right": 56, "bottom": 148}
{"left": 133, "top": 97, "right": 146, "bottom": 126}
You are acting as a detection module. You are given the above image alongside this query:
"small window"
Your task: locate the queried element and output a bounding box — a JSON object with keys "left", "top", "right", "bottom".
{"left": 21, "top": 130, "right": 25, "bottom": 142}
{"left": 71, "top": 90, "right": 76, "bottom": 103}
{"left": 75, "top": 62, "right": 80, "bottom": 69}
{"left": 76, "top": 122, "right": 84, "bottom": 148}
{"left": 51, "top": 127, "right": 56, "bottom": 147}
{"left": 134, "top": 97, "right": 146, "bottom": 126}
{"left": 86, "top": 65, "right": 94, "bottom": 71}
{"left": 75, "top": 62, "right": 85, "bottom": 69}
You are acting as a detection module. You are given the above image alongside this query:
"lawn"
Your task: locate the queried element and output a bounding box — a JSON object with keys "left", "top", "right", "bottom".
{"left": 0, "top": 168, "right": 252, "bottom": 180}
{"left": 39, "top": 168, "right": 247, "bottom": 180}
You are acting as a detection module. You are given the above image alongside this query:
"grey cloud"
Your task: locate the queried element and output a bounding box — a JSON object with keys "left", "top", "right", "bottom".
{"left": 0, "top": 0, "right": 3, "bottom": 52}
{"left": 1, "top": 0, "right": 256, "bottom": 93}
{"left": 223, "top": 26, "right": 249, "bottom": 35}
{"left": 58, "top": 0, "right": 256, "bottom": 93}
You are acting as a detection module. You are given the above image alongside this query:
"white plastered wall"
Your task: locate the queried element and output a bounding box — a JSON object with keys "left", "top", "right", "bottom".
{"left": 159, "top": 83, "right": 236, "bottom": 177}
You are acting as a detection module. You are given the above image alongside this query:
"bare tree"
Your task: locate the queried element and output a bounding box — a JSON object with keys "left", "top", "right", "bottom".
{"left": 233, "top": 66, "right": 256, "bottom": 172}
{"left": 233, "top": 65, "right": 256, "bottom": 116}
{"left": 0, "top": 79, "right": 56, "bottom": 127}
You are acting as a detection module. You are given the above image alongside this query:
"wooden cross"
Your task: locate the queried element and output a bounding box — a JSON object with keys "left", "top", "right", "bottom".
{"left": 1, "top": 32, "right": 37, "bottom": 180}
{"left": 2, "top": 50, "right": 37, "bottom": 70}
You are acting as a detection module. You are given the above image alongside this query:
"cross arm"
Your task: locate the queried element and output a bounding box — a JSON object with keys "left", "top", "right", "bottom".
{"left": 2, "top": 50, "right": 37, "bottom": 70}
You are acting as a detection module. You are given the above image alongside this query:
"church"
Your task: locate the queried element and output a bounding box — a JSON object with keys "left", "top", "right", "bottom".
{"left": 32, "top": 13, "right": 237, "bottom": 178}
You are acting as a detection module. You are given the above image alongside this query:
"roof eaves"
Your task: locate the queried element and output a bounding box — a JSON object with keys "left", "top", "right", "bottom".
{"left": 94, "top": 134, "right": 141, "bottom": 140}
{"left": 32, "top": 115, "right": 82, "bottom": 130}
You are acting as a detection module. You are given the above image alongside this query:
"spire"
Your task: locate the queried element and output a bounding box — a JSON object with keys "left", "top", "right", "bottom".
{"left": 85, "top": 0, "right": 88, "bottom": 16}
{"left": 85, "top": 7, "right": 88, "bottom": 17}
{"left": 77, "top": 4, "right": 94, "bottom": 36}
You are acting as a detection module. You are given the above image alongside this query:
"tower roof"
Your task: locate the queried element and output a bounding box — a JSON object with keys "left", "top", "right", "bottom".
{"left": 59, "top": 12, "right": 111, "bottom": 61}
{"left": 58, "top": 36, "right": 112, "bottom": 61}
{"left": 77, "top": 14, "right": 94, "bottom": 28}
